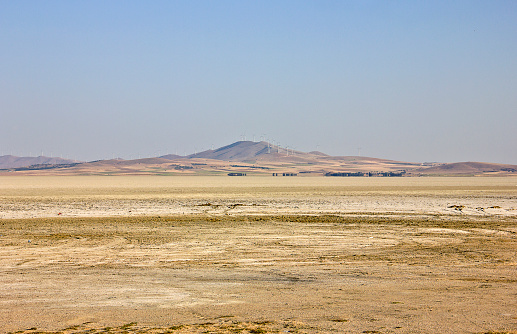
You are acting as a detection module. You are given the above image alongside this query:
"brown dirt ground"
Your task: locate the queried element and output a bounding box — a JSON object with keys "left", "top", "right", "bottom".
{"left": 1, "top": 177, "right": 516, "bottom": 333}
{"left": 2, "top": 215, "right": 516, "bottom": 334}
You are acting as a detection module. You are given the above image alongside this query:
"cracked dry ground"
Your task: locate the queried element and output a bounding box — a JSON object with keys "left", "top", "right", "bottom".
{"left": 1, "top": 214, "right": 516, "bottom": 334}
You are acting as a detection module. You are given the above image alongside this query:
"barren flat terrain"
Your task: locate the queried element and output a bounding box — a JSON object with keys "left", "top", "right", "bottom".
{"left": 1, "top": 176, "right": 516, "bottom": 333}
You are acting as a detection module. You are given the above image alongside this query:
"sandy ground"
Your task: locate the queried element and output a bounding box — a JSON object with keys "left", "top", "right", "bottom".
{"left": 1, "top": 176, "right": 516, "bottom": 333}
{"left": 1, "top": 176, "right": 517, "bottom": 219}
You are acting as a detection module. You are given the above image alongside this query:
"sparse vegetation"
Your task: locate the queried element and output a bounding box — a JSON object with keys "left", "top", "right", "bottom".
{"left": 9, "top": 321, "right": 309, "bottom": 334}
{"left": 1, "top": 176, "right": 516, "bottom": 334}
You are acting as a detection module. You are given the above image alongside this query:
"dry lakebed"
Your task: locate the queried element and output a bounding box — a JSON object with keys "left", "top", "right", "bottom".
{"left": 1, "top": 176, "right": 516, "bottom": 333}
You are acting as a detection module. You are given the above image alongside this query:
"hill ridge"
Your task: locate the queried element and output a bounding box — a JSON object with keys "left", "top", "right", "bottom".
{"left": 0, "top": 155, "right": 81, "bottom": 169}
{"left": 2, "top": 142, "right": 516, "bottom": 176}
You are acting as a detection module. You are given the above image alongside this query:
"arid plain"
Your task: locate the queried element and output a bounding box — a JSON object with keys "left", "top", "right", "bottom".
{"left": 1, "top": 176, "right": 516, "bottom": 333}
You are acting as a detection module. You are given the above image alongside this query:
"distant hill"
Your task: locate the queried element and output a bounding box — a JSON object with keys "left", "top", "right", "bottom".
{"left": 0, "top": 155, "right": 80, "bottom": 169}
{"left": 85, "top": 157, "right": 173, "bottom": 167}
{"left": 185, "top": 141, "right": 329, "bottom": 163}
{"left": 2, "top": 142, "right": 516, "bottom": 176}
{"left": 414, "top": 162, "right": 517, "bottom": 175}
{"left": 187, "top": 141, "right": 279, "bottom": 161}
{"left": 160, "top": 154, "right": 183, "bottom": 160}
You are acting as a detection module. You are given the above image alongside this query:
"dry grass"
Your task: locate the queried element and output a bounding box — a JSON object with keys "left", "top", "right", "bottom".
{"left": 1, "top": 177, "right": 517, "bottom": 333}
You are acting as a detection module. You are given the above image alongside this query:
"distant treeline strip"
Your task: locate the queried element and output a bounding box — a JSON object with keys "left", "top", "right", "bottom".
{"left": 326, "top": 171, "right": 405, "bottom": 177}
{"left": 231, "top": 165, "right": 270, "bottom": 170}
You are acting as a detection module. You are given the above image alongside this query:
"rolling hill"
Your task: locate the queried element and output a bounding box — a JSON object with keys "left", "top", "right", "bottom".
{"left": 413, "top": 162, "right": 517, "bottom": 175}
{"left": 182, "top": 141, "right": 320, "bottom": 163}
{"left": 1, "top": 141, "right": 516, "bottom": 176}
{"left": 0, "top": 155, "right": 81, "bottom": 169}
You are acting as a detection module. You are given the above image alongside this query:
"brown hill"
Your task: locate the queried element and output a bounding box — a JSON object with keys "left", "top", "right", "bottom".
{"left": 17, "top": 141, "right": 422, "bottom": 175}
{"left": 187, "top": 141, "right": 286, "bottom": 162}
{"left": 160, "top": 154, "right": 183, "bottom": 160}
{"left": 186, "top": 141, "right": 336, "bottom": 163}
{"left": 414, "top": 162, "right": 517, "bottom": 175}
{"left": 3, "top": 142, "right": 516, "bottom": 177}
{"left": 0, "top": 155, "right": 80, "bottom": 169}
{"left": 85, "top": 157, "right": 172, "bottom": 167}
{"left": 60, "top": 158, "right": 176, "bottom": 175}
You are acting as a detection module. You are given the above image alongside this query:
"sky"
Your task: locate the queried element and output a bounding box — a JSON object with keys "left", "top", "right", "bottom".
{"left": 1, "top": 1, "right": 516, "bottom": 163}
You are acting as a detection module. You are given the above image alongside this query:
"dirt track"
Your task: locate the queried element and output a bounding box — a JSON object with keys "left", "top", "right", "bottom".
{"left": 1, "top": 176, "right": 516, "bottom": 333}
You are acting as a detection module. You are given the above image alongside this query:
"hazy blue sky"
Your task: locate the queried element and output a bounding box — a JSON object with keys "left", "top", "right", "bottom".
{"left": 1, "top": 1, "right": 516, "bottom": 163}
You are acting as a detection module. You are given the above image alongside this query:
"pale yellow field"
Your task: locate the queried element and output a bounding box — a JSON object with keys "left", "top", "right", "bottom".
{"left": 1, "top": 176, "right": 516, "bottom": 333}
{"left": 1, "top": 176, "right": 517, "bottom": 219}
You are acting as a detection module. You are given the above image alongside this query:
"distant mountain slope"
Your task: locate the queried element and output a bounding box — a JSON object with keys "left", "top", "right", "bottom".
{"left": 0, "top": 155, "right": 80, "bottom": 169}
{"left": 185, "top": 141, "right": 320, "bottom": 162}
{"left": 187, "top": 141, "right": 271, "bottom": 161}
{"left": 84, "top": 157, "right": 173, "bottom": 167}
{"left": 415, "top": 162, "right": 517, "bottom": 175}
{"left": 160, "top": 154, "right": 183, "bottom": 160}
{"left": 3, "top": 142, "right": 516, "bottom": 176}
{"left": 180, "top": 142, "right": 424, "bottom": 169}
